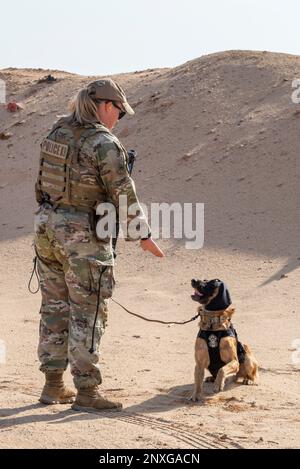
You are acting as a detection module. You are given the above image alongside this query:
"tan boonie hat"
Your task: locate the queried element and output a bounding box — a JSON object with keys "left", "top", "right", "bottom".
{"left": 87, "top": 78, "right": 134, "bottom": 116}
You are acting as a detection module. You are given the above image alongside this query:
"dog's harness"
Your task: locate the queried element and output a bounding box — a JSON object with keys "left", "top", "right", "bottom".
{"left": 198, "top": 308, "right": 231, "bottom": 330}
{"left": 198, "top": 324, "right": 246, "bottom": 378}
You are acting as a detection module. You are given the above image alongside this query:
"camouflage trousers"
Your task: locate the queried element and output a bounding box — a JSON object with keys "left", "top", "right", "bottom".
{"left": 34, "top": 203, "right": 115, "bottom": 389}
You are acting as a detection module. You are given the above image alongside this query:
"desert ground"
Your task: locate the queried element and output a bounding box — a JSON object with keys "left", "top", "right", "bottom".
{"left": 0, "top": 50, "right": 299, "bottom": 449}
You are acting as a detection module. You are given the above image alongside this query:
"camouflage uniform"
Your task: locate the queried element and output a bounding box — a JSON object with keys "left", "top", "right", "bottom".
{"left": 35, "top": 119, "right": 149, "bottom": 389}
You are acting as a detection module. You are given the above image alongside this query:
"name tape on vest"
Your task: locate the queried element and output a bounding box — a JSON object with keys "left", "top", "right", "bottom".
{"left": 41, "top": 138, "right": 69, "bottom": 159}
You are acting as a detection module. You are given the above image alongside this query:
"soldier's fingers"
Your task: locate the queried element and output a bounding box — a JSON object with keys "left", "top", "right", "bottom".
{"left": 146, "top": 240, "right": 165, "bottom": 257}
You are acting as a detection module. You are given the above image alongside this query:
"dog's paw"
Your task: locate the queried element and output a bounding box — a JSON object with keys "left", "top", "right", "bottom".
{"left": 242, "top": 378, "right": 255, "bottom": 385}
{"left": 188, "top": 393, "right": 202, "bottom": 403}
{"left": 213, "top": 382, "right": 224, "bottom": 393}
{"left": 205, "top": 376, "right": 215, "bottom": 383}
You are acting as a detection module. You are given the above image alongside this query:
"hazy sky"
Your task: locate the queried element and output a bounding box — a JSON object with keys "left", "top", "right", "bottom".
{"left": 0, "top": 0, "right": 299, "bottom": 76}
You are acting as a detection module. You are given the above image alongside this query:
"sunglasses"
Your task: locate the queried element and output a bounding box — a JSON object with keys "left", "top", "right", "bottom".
{"left": 94, "top": 99, "right": 126, "bottom": 120}
{"left": 112, "top": 101, "right": 126, "bottom": 120}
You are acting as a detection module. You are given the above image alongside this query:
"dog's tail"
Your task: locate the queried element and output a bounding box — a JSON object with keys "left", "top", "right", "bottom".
{"left": 243, "top": 343, "right": 259, "bottom": 382}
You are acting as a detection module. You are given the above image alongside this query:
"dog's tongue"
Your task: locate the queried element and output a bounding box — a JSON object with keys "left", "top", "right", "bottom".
{"left": 195, "top": 290, "right": 203, "bottom": 297}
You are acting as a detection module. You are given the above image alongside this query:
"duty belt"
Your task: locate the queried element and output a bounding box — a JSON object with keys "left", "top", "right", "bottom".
{"left": 53, "top": 203, "right": 95, "bottom": 214}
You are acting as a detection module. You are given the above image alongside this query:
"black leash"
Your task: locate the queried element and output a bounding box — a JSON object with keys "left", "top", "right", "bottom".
{"left": 28, "top": 256, "right": 40, "bottom": 294}
{"left": 89, "top": 265, "right": 108, "bottom": 353}
{"left": 111, "top": 298, "right": 200, "bottom": 325}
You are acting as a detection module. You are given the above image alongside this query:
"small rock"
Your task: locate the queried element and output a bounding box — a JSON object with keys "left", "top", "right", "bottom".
{"left": 0, "top": 131, "right": 13, "bottom": 140}
{"left": 37, "top": 74, "right": 57, "bottom": 84}
{"left": 6, "top": 102, "right": 24, "bottom": 112}
{"left": 182, "top": 153, "right": 193, "bottom": 161}
{"left": 12, "top": 120, "right": 26, "bottom": 126}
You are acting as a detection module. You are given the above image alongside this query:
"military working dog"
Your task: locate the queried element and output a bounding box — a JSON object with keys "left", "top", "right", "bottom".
{"left": 190, "top": 279, "right": 258, "bottom": 401}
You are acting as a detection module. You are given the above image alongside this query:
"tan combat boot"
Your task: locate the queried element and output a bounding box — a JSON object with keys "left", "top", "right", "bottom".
{"left": 71, "top": 386, "right": 122, "bottom": 412}
{"left": 39, "top": 371, "right": 76, "bottom": 405}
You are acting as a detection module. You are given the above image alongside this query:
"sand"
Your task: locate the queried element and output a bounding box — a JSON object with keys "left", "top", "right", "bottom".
{"left": 0, "top": 50, "right": 299, "bottom": 449}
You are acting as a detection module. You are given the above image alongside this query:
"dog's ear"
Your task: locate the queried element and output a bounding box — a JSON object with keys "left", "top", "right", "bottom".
{"left": 210, "top": 279, "right": 220, "bottom": 287}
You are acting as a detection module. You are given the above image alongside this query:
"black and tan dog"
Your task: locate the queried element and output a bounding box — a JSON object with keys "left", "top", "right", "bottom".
{"left": 190, "top": 279, "right": 258, "bottom": 401}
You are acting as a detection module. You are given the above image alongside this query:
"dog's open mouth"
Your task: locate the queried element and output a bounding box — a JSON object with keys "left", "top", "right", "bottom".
{"left": 194, "top": 290, "right": 203, "bottom": 297}
{"left": 191, "top": 289, "right": 204, "bottom": 302}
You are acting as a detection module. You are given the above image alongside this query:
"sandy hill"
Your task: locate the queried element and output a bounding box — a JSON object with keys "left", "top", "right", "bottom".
{"left": 0, "top": 51, "right": 299, "bottom": 449}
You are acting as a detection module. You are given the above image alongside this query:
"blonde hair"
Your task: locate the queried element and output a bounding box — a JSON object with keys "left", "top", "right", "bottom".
{"left": 66, "top": 88, "right": 100, "bottom": 125}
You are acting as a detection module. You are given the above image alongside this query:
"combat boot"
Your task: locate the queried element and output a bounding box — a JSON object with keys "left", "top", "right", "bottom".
{"left": 71, "top": 386, "right": 122, "bottom": 412}
{"left": 39, "top": 371, "right": 76, "bottom": 405}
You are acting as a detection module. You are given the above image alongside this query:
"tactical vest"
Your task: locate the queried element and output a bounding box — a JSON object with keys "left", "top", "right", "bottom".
{"left": 197, "top": 326, "right": 246, "bottom": 377}
{"left": 35, "top": 121, "right": 112, "bottom": 209}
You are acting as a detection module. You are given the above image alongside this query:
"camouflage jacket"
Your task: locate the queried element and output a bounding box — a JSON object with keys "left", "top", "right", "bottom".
{"left": 36, "top": 118, "right": 150, "bottom": 245}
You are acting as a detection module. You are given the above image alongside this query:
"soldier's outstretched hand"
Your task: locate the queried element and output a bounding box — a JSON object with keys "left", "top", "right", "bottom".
{"left": 140, "top": 238, "right": 165, "bottom": 257}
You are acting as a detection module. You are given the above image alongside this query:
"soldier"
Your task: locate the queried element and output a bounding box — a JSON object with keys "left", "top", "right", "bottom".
{"left": 34, "top": 79, "right": 164, "bottom": 412}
